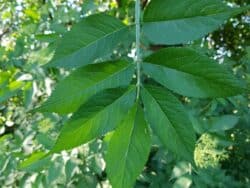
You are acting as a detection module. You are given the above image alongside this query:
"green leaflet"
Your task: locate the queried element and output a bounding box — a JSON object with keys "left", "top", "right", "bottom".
{"left": 18, "top": 152, "right": 51, "bottom": 172}
{"left": 47, "top": 13, "right": 132, "bottom": 68}
{"left": 51, "top": 86, "right": 136, "bottom": 153}
{"left": 36, "top": 60, "right": 134, "bottom": 114}
{"left": 143, "top": 47, "right": 245, "bottom": 98}
{"left": 106, "top": 104, "right": 151, "bottom": 188}
{"left": 0, "top": 72, "right": 10, "bottom": 86}
{"left": 141, "top": 85, "right": 195, "bottom": 161}
{"left": 0, "top": 81, "right": 24, "bottom": 103}
{"left": 143, "top": 0, "right": 249, "bottom": 44}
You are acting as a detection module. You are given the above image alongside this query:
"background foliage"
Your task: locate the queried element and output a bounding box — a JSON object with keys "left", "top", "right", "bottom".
{"left": 0, "top": 0, "right": 249, "bottom": 187}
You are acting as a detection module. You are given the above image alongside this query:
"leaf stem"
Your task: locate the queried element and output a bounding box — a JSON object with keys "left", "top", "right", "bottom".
{"left": 135, "top": 0, "right": 141, "bottom": 100}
